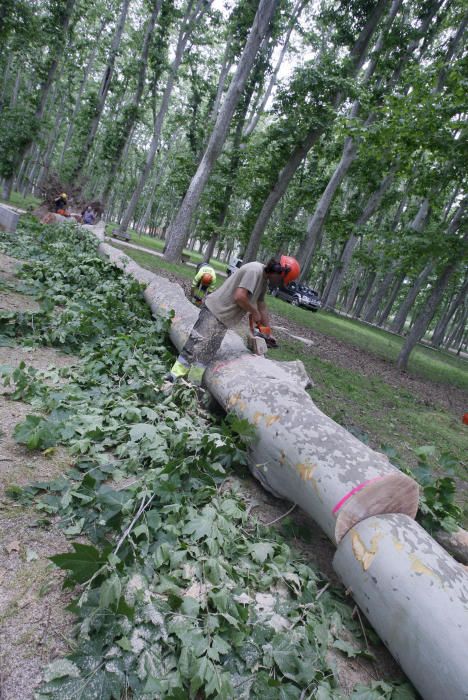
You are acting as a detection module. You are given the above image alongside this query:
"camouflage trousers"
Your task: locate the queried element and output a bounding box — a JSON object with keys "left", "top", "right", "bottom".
{"left": 169, "top": 306, "right": 227, "bottom": 384}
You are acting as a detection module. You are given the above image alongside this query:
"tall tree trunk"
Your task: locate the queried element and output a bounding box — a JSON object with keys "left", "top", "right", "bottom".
{"left": 397, "top": 255, "right": 466, "bottom": 367}
{"left": 35, "top": 0, "right": 76, "bottom": 122}
{"left": 431, "top": 273, "right": 468, "bottom": 347}
{"left": 324, "top": 168, "right": 396, "bottom": 309}
{"left": 71, "top": 0, "right": 130, "bottom": 181}
{"left": 391, "top": 262, "right": 433, "bottom": 334}
{"left": 354, "top": 271, "right": 377, "bottom": 317}
{"left": 37, "top": 92, "right": 67, "bottom": 190}
{"left": 101, "top": 0, "right": 162, "bottom": 204}
{"left": 116, "top": 0, "right": 207, "bottom": 236}
{"left": 59, "top": 17, "right": 106, "bottom": 171}
{"left": 297, "top": 0, "right": 406, "bottom": 275}
{"left": 242, "top": 0, "right": 393, "bottom": 262}
{"left": 363, "top": 266, "right": 396, "bottom": 323}
{"left": 397, "top": 203, "right": 467, "bottom": 369}
{"left": 164, "top": 0, "right": 280, "bottom": 262}
{"left": 243, "top": 0, "right": 306, "bottom": 138}
{"left": 3, "top": 0, "right": 75, "bottom": 194}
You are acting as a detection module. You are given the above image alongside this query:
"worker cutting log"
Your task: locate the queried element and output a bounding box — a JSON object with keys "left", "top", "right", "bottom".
{"left": 167, "top": 256, "right": 300, "bottom": 385}
{"left": 190, "top": 263, "right": 216, "bottom": 306}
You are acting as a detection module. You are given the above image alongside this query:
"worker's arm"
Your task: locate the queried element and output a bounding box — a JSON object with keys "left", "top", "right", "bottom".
{"left": 233, "top": 287, "right": 261, "bottom": 322}
{"left": 257, "top": 300, "right": 270, "bottom": 326}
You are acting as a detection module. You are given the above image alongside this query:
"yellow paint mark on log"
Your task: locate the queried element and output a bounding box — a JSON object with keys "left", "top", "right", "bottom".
{"left": 296, "top": 463, "right": 316, "bottom": 481}
{"left": 409, "top": 554, "right": 440, "bottom": 581}
{"left": 265, "top": 415, "right": 280, "bottom": 427}
{"left": 351, "top": 530, "right": 382, "bottom": 571}
{"left": 227, "top": 394, "right": 241, "bottom": 408}
{"left": 393, "top": 537, "right": 404, "bottom": 552}
{"left": 252, "top": 412, "right": 263, "bottom": 426}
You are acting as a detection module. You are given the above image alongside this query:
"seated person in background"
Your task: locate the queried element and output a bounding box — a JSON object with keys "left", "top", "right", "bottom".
{"left": 190, "top": 263, "right": 216, "bottom": 306}
{"left": 82, "top": 206, "right": 95, "bottom": 225}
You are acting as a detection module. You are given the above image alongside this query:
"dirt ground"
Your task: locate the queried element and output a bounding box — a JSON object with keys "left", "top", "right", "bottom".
{"left": 0, "top": 252, "right": 416, "bottom": 697}
{"left": 0, "top": 254, "right": 79, "bottom": 700}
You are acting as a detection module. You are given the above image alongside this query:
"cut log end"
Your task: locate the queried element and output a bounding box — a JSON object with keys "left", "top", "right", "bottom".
{"left": 335, "top": 471, "right": 420, "bottom": 543}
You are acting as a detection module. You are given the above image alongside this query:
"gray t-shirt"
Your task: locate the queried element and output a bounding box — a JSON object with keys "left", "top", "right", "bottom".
{"left": 205, "top": 262, "right": 267, "bottom": 328}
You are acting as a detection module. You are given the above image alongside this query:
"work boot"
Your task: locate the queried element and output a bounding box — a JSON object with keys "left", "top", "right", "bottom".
{"left": 161, "top": 372, "right": 177, "bottom": 393}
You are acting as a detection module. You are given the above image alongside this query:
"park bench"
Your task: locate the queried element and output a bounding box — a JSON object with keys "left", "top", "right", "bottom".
{"left": 0, "top": 204, "right": 19, "bottom": 233}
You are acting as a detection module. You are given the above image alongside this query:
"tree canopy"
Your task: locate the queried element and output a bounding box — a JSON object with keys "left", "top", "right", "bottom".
{"left": 0, "top": 0, "right": 466, "bottom": 366}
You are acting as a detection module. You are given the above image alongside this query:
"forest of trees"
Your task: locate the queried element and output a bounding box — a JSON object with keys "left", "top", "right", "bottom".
{"left": 0, "top": 0, "right": 466, "bottom": 367}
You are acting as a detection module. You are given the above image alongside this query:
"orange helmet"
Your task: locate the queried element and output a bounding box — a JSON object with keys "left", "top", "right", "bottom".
{"left": 280, "top": 255, "right": 300, "bottom": 285}
{"left": 201, "top": 272, "right": 213, "bottom": 287}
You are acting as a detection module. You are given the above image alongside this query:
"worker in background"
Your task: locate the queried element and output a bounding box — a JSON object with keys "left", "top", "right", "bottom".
{"left": 166, "top": 256, "right": 300, "bottom": 386}
{"left": 191, "top": 263, "right": 216, "bottom": 306}
{"left": 54, "top": 192, "right": 68, "bottom": 213}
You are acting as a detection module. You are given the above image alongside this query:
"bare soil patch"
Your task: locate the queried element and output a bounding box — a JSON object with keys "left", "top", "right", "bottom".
{"left": 0, "top": 364, "right": 77, "bottom": 700}
{"left": 0, "top": 259, "right": 79, "bottom": 699}
{"left": 0, "top": 252, "right": 23, "bottom": 284}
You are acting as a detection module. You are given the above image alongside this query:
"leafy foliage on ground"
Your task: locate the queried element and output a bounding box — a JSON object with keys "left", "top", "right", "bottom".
{"left": 0, "top": 219, "right": 416, "bottom": 699}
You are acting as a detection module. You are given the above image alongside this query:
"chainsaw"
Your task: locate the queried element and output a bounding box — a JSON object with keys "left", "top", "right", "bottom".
{"left": 247, "top": 315, "right": 278, "bottom": 354}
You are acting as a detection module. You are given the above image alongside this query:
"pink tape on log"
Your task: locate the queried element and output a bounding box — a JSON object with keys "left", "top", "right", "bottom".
{"left": 332, "top": 476, "right": 386, "bottom": 514}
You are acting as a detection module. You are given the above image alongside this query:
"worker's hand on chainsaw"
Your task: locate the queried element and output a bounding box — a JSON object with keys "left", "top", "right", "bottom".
{"left": 250, "top": 308, "right": 261, "bottom": 324}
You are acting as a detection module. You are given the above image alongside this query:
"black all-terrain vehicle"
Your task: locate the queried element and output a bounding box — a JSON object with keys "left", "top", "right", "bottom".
{"left": 271, "top": 282, "right": 322, "bottom": 311}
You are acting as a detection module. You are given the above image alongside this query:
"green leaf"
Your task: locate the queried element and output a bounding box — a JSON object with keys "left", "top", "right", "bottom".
{"left": 43, "top": 659, "right": 80, "bottom": 682}
{"left": 50, "top": 543, "right": 108, "bottom": 584}
{"left": 14, "top": 415, "right": 58, "bottom": 450}
{"left": 271, "top": 634, "right": 299, "bottom": 679}
{"left": 414, "top": 445, "right": 436, "bottom": 458}
{"left": 249, "top": 541, "right": 275, "bottom": 564}
{"left": 99, "top": 574, "right": 122, "bottom": 609}
{"left": 333, "top": 639, "right": 374, "bottom": 659}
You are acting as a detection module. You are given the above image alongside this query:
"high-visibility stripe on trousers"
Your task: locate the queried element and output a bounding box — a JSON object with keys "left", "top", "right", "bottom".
{"left": 168, "top": 306, "right": 227, "bottom": 385}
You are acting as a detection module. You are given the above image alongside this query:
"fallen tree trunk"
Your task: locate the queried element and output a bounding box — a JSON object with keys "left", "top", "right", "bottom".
{"left": 94, "top": 230, "right": 418, "bottom": 545}
{"left": 87, "top": 224, "right": 468, "bottom": 700}
{"left": 333, "top": 513, "right": 468, "bottom": 700}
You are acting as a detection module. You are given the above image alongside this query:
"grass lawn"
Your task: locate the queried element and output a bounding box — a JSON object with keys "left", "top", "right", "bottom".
{"left": 105, "top": 223, "right": 227, "bottom": 272}
{"left": 275, "top": 338, "right": 468, "bottom": 522}
{"left": 115, "top": 244, "right": 468, "bottom": 391}
{"left": 267, "top": 296, "right": 468, "bottom": 391}
{"left": 111, "top": 243, "right": 226, "bottom": 289}
{"left": 0, "top": 191, "right": 41, "bottom": 211}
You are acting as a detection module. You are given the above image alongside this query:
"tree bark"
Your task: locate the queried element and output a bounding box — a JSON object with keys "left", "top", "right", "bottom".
{"left": 35, "top": 0, "right": 76, "bottom": 122}
{"left": 243, "top": 0, "right": 306, "bottom": 139}
{"left": 101, "top": 0, "right": 162, "bottom": 204}
{"left": 391, "top": 262, "right": 433, "bottom": 334}
{"left": 242, "top": 0, "right": 393, "bottom": 262}
{"left": 59, "top": 17, "right": 106, "bottom": 171}
{"left": 71, "top": 0, "right": 130, "bottom": 181}
{"left": 164, "top": 0, "right": 280, "bottom": 262}
{"left": 431, "top": 274, "right": 468, "bottom": 347}
{"left": 297, "top": 0, "right": 405, "bottom": 276}
{"left": 397, "top": 203, "right": 467, "bottom": 369}
{"left": 324, "top": 169, "right": 396, "bottom": 309}
{"left": 116, "top": 0, "right": 207, "bottom": 236}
